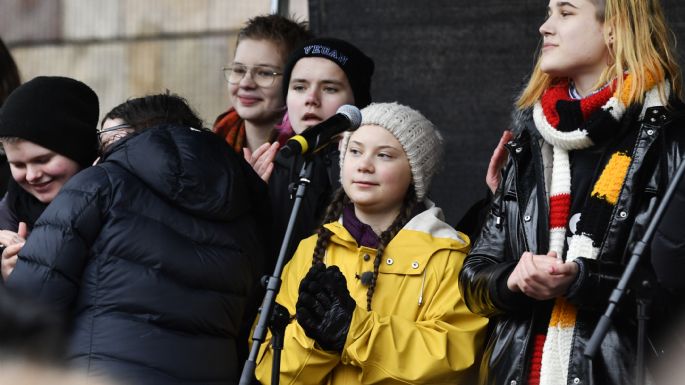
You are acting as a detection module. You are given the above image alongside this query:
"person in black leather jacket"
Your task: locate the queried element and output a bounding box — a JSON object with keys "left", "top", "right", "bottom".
{"left": 458, "top": 0, "right": 685, "bottom": 384}
{"left": 6, "top": 93, "right": 268, "bottom": 385}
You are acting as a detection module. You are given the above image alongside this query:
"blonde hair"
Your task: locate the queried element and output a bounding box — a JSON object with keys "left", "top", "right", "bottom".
{"left": 517, "top": 0, "right": 682, "bottom": 108}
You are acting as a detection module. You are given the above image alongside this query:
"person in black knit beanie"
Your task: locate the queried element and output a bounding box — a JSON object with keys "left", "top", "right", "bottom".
{"left": 268, "top": 37, "right": 375, "bottom": 271}
{"left": 0, "top": 76, "right": 99, "bottom": 282}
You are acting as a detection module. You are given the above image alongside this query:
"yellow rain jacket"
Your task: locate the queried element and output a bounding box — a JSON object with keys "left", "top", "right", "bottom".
{"left": 255, "top": 204, "right": 488, "bottom": 384}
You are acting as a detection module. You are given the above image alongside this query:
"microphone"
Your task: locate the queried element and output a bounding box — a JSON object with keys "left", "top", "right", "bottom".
{"left": 355, "top": 271, "right": 374, "bottom": 286}
{"left": 280, "top": 104, "right": 362, "bottom": 158}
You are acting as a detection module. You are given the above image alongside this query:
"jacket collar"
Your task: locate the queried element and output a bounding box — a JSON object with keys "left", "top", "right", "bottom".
{"left": 325, "top": 200, "right": 469, "bottom": 252}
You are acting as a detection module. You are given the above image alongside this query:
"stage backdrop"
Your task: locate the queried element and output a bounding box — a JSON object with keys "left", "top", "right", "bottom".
{"left": 308, "top": 0, "right": 685, "bottom": 225}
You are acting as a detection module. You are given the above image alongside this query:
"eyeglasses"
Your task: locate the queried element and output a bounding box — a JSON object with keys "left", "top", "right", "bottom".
{"left": 98, "top": 123, "right": 132, "bottom": 136}
{"left": 223, "top": 65, "right": 282, "bottom": 88}
{"left": 97, "top": 123, "right": 133, "bottom": 147}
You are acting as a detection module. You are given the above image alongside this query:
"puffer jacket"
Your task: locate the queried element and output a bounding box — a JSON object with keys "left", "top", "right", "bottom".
{"left": 256, "top": 203, "right": 488, "bottom": 385}
{"left": 459, "top": 99, "right": 685, "bottom": 385}
{"left": 6, "top": 124, "right": 268, "bottom": 385}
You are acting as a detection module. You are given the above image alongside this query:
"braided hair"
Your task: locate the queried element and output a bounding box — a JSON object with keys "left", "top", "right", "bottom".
{"left": 311, "top": 186, "right": 419, "bottom": 311}
{"left": 312, "top": 188, "right": 349, "bottom": 265}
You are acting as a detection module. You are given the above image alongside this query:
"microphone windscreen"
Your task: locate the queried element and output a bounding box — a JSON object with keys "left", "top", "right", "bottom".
{"left": 336, "top": 104, "right": 362, "bottom": 130}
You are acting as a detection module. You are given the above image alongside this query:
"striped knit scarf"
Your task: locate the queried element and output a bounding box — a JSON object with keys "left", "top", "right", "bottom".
{"left": 213, "top": 107, "right": 246, "bottom": 153}
{"left": 531, "top": 73, "right": 661, "bottom": 385}
{"left": 213, "top": 107, "right": 294, "bottom": 153}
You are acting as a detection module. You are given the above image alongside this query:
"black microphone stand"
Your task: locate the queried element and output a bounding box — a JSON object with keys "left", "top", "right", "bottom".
{"left": 584, "top": 154, "right": 685, "bottom": 385}
{"left": 239, "top": 156, "right": 314, "bottom": 385}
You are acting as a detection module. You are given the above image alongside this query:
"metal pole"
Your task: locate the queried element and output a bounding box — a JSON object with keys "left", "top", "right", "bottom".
{"left": 270, "top": 0, "right": 290, "bottom": 16}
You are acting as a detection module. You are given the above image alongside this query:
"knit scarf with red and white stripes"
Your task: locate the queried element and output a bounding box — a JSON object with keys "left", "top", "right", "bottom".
{"left": 530, "top": 73, "right": 663, "bottom": 385}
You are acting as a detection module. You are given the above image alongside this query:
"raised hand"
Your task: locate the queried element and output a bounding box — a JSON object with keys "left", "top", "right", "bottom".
{"left": 244, "top": 141, "right": 279, "bottom": 182}
{"left": 1, "top": 221, "right": 28, "bottom": 280}
{"left": 486, "top": 130, "right": 514, "bottom": 194}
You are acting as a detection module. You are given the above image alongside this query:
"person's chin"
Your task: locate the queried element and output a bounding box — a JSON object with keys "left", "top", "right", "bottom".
{"left": 28, "top": 187, "right": 57, "bottom": 204}
{"left": 291, "top": 122, "right": 308, "bottom": 135}
{"left": 236, "top": 104, "right": 259, "bottom": 116}
{"left": 539, "top": 60, "right": 566, "bottom": 77}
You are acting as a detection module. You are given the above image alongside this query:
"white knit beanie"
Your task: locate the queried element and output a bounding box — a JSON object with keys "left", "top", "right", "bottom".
{"left": 339, "top": 102, "right": 443, "bottom": 200}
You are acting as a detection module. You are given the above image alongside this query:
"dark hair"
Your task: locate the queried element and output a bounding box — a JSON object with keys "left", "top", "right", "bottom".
{"left": 0, "top": 37, "right": 21, "bottom": 106}
{"left": 237, "top": 14, "right": 313, "bottom": 60}
{"left": 103, "top": 92, "right": 204, "bottom": 132}
{"left": 312, "top": 187, "right": 418, "bottom": 311}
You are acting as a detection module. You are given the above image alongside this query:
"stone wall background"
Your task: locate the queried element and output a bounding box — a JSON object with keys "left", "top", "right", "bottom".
{"left": 1, "top": 0, "right": 309, "bottom": 126}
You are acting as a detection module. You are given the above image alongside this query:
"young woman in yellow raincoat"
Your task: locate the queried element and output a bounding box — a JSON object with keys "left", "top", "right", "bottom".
{"left": 255, "top": 102, "right": 488, "bottom": 385}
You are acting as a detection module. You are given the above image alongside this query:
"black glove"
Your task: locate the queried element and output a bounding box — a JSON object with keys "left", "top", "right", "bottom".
{"left": 268, "top": 302, "right": 292, "bottom": 350}
{"left": 296, "top": 263, "right": 356, "bottom": 352}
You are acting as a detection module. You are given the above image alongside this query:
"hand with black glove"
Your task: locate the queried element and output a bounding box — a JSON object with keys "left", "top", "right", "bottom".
{"left": 296, "top": 263, "right": 356, "bottom": 353}
{"left": 268, "top": 302, "right": 292, "bottom": 350}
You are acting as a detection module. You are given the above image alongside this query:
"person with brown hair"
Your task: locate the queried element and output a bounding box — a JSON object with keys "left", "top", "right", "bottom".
{"left": 215, "top": 14, "right": 312, "bottom": 181}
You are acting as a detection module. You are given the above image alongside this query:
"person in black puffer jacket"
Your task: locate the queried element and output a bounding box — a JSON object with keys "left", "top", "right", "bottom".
{"left": 6, "top": 93, "right": 268, "bottom": 385}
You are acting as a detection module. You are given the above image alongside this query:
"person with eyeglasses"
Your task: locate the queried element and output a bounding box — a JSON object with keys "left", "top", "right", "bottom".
{"left": 0, "top": 76, "right": 99, "bottom": 282}
{"left": 214, "top": 14, "right": 311, "bottom": 182}
{"left": 6, "top": 92, "right": 269, "bottom": 385}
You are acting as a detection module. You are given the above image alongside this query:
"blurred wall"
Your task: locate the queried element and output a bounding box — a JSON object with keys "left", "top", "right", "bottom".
{"left": 0, "top": 0, "right": 309, "bottom": 126}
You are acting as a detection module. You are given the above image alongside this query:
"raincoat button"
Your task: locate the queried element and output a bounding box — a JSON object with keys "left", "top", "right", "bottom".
{"left": 619, "top": 210, "right": 628, "bottom": 218}
{"left": 515, "top": 147, "right": 523, "bottom": 153}
{"left": 386, "top": 258, "right": 394, "bottom": 265}
{"left": 363, "top": 254, "right": 370, "bottom": 261}
{"left": 524, "top": 215, "right": 531, "bottom": 222}
{"left": 646, "top": 129, "right": 654, "bottom": 135}
{"left": 573, "top": 378, "right": 581, "bottom": 384}
{"left": 411, "top": 261, "right": 419, "bottom": 269}
{"left": 510, "top": 381, "right": 517, "bottom": 385}
{"left": 650, "top": 117, "right": 657, "bottom": 122}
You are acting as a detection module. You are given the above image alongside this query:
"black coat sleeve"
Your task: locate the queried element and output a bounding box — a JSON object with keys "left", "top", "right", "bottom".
{"left": 459, "top": 160, "right": 537, "bottom": 317}
{"left": 6, "top": 167, "right": 108, "bottom": 311}
{"left": 650, "top": 172, "right": 685, "bottom": 290}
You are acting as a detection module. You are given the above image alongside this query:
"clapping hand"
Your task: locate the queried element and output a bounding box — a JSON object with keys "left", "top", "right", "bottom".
{"left": 296, "top": 263, "right": 356, "bottom": 353}
{"left": 1, "top": 222, "right": 27, "bottom": 281}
